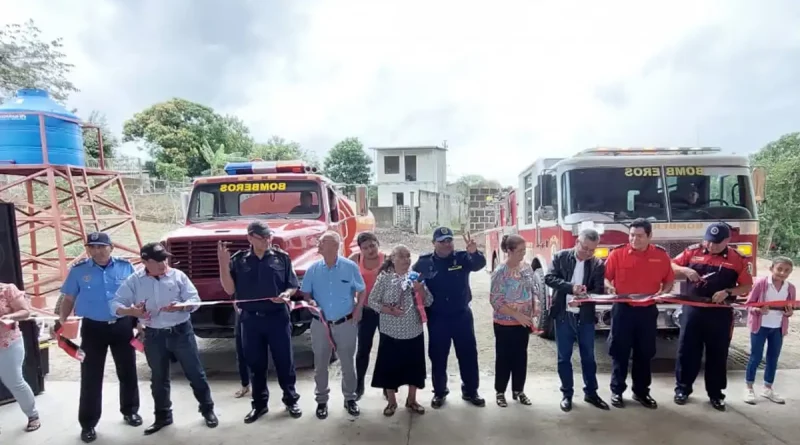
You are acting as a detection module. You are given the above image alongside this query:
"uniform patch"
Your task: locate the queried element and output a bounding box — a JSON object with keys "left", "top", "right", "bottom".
{"left": 83, "top": 275, "right": 92, "bottom": 282}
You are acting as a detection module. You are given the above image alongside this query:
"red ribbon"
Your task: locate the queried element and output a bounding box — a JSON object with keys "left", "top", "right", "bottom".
{"left": 569, "top": 294, "right": 798, "bottom": 309}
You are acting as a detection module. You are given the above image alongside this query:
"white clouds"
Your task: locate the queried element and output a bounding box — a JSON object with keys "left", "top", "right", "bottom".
{"left": 3, "top": 0, "right": 800, "bottom": 184}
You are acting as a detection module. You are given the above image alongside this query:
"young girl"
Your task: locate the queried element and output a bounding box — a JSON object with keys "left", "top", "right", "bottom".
{"left": 368, "top": 244, "right": 433, "bottom": 416}
{"left": 490, "top": 234, "right": 539, "bottom": 407}
{"left": 743, "top": 256, "right": 796, "bottom": 405}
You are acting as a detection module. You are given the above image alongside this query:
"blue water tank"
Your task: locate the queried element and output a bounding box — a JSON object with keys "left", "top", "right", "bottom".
{"left": 0, "top": 89, "right": 85, "bottom": 166}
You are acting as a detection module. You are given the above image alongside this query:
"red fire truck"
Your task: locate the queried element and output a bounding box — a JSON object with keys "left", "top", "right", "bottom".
{"left": 484, "top": 147, "right": 766, "bottom": 339}
{"left": 161, "top": 160, "right": 374, "bottom": 339}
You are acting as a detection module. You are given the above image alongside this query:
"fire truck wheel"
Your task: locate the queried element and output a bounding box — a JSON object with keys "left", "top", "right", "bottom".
{"left": 534, "top": 292, "right": 555, "bottom": 340}
{"left": 491, "top": 254, "right": 497, "bottom": 272}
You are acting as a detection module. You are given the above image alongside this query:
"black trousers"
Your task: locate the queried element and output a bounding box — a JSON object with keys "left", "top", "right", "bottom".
{"left": 608, "top": 304, "right": 658, "bottom": 397}
{"left": 675, "top": 306, "right": 733, "bottom": 399}
{"left": 144, "top": 321, "right": 214, "bottom": 420}
{"left": 79, "top": 317, "right": 140, "bottom": 429}
{"left": 356, "top": 307, "right": 379, "bottom": 394}
{"left": 493, "top": 323, "right": 530, "bottom": 393}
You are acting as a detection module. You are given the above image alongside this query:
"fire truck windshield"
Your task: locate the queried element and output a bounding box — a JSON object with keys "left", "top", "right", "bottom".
{"left": 187, "top": 180, "right": 323, "bottom": 222}
{"left": 564, "top": 166, "right": 756, "bottom": 222}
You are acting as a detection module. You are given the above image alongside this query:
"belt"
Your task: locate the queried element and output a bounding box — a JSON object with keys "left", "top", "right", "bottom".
{"left": 147, "top": 320, "right": 189, "bottom": 333}
{"left": 314, "top": 313, "right": 352, "bottom": 325}
{"left": 84, "top": 318, "right": 121, "bottom": 325}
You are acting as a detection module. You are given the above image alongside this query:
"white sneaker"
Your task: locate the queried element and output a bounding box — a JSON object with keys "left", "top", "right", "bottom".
{"left": 744, "top": 388, "right": 756, "bottom": 405}
{"left": 761, "top": 388, "right": 785, "bottom": 404}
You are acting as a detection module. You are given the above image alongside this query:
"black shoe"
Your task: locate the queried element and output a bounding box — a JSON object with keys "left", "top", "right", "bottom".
{"left": 710, "top": 398, "right": 726, "bottom": 411}
{"left": 610, "top": 393, "right": 625, "bottom": 408}
{"left": 286, "top": 402, "right": 302, "bottom": 418}
{"left": 584, "top": 394, "right": 610, "bottom": 410}
{"left": 244, "top": 407, "right": 268, "bottom": 424}
{"left": 674, "top": 391, "right": 689, "bottom": 405}
{"left": 461, "top": 393, "right": 486, "bottom": 407}
{"left": 431, "top": 394, "right": 447, "bottom": 409}
{"left": 123, "top": 413, "right": 143, "bottom": 427}
{"left": 143, "top": 419, "right": 172, "bottom": 435}
{"left": 203, "top": 411, "right": 218, "bottom": 428}
{"left": 512, "top": 391, "right": 532, "bottom": 405}
{"left": 560, "top": 397, "right": 573, "bottom": 412}
{"left": 345, "top": 400, "right": 360, "bottom": 416}
{"left": 633, "top": 394, "right": 658, "bottom": 409}
{"left": 80, "top": 428, "right": 97, "bottom": 443}
{"left": 316, "top": 403, "right": 328, "bottom": 419}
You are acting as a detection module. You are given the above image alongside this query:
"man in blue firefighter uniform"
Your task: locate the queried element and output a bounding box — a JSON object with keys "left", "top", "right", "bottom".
{"left": 412, "top": 227, "right": 487, "bottom": 408}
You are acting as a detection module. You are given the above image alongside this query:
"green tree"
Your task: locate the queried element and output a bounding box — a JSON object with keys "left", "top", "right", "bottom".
{"left": 121, "top": 98, "right": 254, "bottom": 178}
{"left": 198, "top": 142, "right": 247, "bottom": 176}
{"left": 82, "top": 110, "right": 118, "bottom": 160}
{"left": 252, "top": 136, "right": 318, "bottom": 165}
{"left": 751, "top": 132, "right": 800, "bottom": 257}
{"left": 322, "top": 137, "right": 372, "bottom": 187}
{"left": 0, "top": 20, "right": 79, "bottom": 103}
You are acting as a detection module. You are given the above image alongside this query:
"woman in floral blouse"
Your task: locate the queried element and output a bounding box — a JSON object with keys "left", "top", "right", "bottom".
{"left": 490, "top": 234, "right": 539, "bottom": 407}
{"left": 368, "top": 244, "right": 434, "bottom": 416}
{"left": 0, "top": 282, "right": 40, "bottom": 433}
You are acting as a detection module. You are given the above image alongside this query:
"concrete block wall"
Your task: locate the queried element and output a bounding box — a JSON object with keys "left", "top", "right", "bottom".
{"left": 468, "top": 187, "right": 501, "bottom": 233}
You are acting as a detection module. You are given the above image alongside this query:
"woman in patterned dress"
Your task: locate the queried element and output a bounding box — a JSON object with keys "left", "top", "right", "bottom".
{"left": 368, "top": 245, "right": 434, "bottom": 416}
{"left": 0, "top": 282, "right": 41, "bottom": 433}
{"left": 490, "top": 234, "right": 539, "bottom": 407}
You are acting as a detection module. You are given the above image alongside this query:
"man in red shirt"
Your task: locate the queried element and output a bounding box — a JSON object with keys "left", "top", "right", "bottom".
{"left": 671, "top": 222, "right": 753, "bottom": 411}
{"left": 604, "top": 218, "right": 674, "bottom": 409}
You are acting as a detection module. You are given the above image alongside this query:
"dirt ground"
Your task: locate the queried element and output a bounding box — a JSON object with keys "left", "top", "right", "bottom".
{"left": 43, "top": 230, "right": 800, "bottom": 397}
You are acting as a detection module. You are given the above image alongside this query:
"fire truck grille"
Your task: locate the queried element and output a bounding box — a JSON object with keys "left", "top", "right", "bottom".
{"left": 658, "top": 240, "right": 699, "bottom": 258}
{"left": 167, "top": 240, "right": 250, "bottom": 279}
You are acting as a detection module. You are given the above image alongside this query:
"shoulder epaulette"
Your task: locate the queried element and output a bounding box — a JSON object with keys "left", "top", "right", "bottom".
{"left": 269, "top": 246, "right": 289, "bottom": 257}
{"left": 72, "top": 258, "right": 91, "bottom": 267}
{"left": 231, "top": 250, "right": 247, "bottom": 260}
{"left": 652, "top": 244, "right": 667, "bottom": 252}
{"left": 608, "top": 243, "right": 626, "bottom": 252}
{"left": 686, "top": 243, "right": 701, "bottom": 250}
{"left": 418, "top": 253, "right": 433, "bottom": 259}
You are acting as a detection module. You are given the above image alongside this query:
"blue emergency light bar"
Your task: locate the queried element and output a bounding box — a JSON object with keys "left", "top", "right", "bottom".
{"left": 223, "top": 160, "right": 319, "bottom": 175}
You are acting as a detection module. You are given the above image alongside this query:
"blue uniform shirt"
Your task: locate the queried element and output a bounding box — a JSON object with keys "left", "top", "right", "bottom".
{"left": 60, "top": 257, "right": 135, "bottom": 322}
{"left": 300, "top": 256, "right": 365, "bottom": 322}
{"left": 412, "top": 250, "right": 486, "bottom": 316}
{"left": 230, "top": 248, "right": 299, "bottom": 314}
{"left": 110, "top": 268, "right": 200, "bottom": 329}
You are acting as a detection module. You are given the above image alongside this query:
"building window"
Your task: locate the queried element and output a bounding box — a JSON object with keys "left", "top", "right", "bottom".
{"left": 524, "top": 173, "right": 533, "bottom": 224}
{"left": 405, "top": 155, "right": 417, "bottom": 181}
{"left": 384, "top": 156, "right": 400, "bottom": 174}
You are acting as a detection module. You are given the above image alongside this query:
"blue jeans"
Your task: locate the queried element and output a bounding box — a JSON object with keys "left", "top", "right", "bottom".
{"left": 144, "top": 321, "right": 214, "bottom": 420}
{"left": 554, "top": 313, "right": 598, "bottom": 398}
{"left": 745, "top": 326, "right": 783, "bottom": 386}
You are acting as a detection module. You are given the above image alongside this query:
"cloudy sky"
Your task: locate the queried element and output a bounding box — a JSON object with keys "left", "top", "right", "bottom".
{"left": 3, "top": 0, "right": 800, "bottom": 185}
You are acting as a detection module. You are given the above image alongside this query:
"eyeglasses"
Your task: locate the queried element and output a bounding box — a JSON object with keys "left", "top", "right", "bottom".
{"left": 576, "top": 241, "right": 596, "bottom": 254}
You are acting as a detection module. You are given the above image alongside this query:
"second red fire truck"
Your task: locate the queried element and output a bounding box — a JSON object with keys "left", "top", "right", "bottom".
{"left": 484, "top": 147, "right": 766, "bottom": 339}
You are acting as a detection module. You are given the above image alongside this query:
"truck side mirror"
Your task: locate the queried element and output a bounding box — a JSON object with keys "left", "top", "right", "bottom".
{"left": 751, "top": 166, "right": 766, "bottom": 203}
{"left": 355, "top": 185, "right": 369, "bottom": 216}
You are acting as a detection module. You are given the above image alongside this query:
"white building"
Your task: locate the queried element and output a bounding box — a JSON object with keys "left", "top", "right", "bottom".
{"left": 371, "top": 145, "right": 447, "bottom": 207}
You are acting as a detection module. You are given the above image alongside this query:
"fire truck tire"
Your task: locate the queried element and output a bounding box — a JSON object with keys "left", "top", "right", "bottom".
{"left": 534, "top": 292, "right": 555, "bottom": 340}
{"left": 491, "top": 254, "right": 497, "bottom": 272}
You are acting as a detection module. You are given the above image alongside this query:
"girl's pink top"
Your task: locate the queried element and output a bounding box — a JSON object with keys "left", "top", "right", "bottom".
{"left": 0, "top": 283, "right": 26, "bottom": 348}
{"left": 745, "top": 276, "right": 796, "bottom": 336}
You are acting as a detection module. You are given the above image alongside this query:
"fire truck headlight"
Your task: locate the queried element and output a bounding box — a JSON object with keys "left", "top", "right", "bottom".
{"left": 733, "top": 243, "right": 753, "bottom": 257}
{"left": 594, "top": 247, "right": 610, "bottom": 259}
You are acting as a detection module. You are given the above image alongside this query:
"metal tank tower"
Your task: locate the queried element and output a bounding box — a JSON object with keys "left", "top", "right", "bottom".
{"left": 0, "top": 89, "right": 143, "bottom": 337}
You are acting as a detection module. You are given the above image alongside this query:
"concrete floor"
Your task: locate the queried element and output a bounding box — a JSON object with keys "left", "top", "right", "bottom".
{"left": 0, "top": 370, "right": 796, "bottom": 445}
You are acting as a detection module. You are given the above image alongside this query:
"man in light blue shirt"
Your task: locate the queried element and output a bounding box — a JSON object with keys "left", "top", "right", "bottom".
{"left": 58, "top": 231, "right": 140, "bottom": 443}
{"left": 111, "top": 242, "right": 217, "bottom": 434}
{"left": 301, "top": 231, "right": 366, "bottom": 419}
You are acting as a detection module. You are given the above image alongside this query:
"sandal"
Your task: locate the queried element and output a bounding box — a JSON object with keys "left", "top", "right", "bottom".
{"left": 25, "top": 416, "right": 41, "bottom": 432}
{"left": 513, "top": 391, "right": 531, "bottom": 406}
{"left": 383, "top": 402, "right": 398, "bottom": 417}
{"left": 496, "top": 393, "right": 508, "bottom": 407}
{"left": 405, "top": 401, "right": 425, "bottom": 414}
{"left": 234, "top": 386, "right": 250, "bottom": 398}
